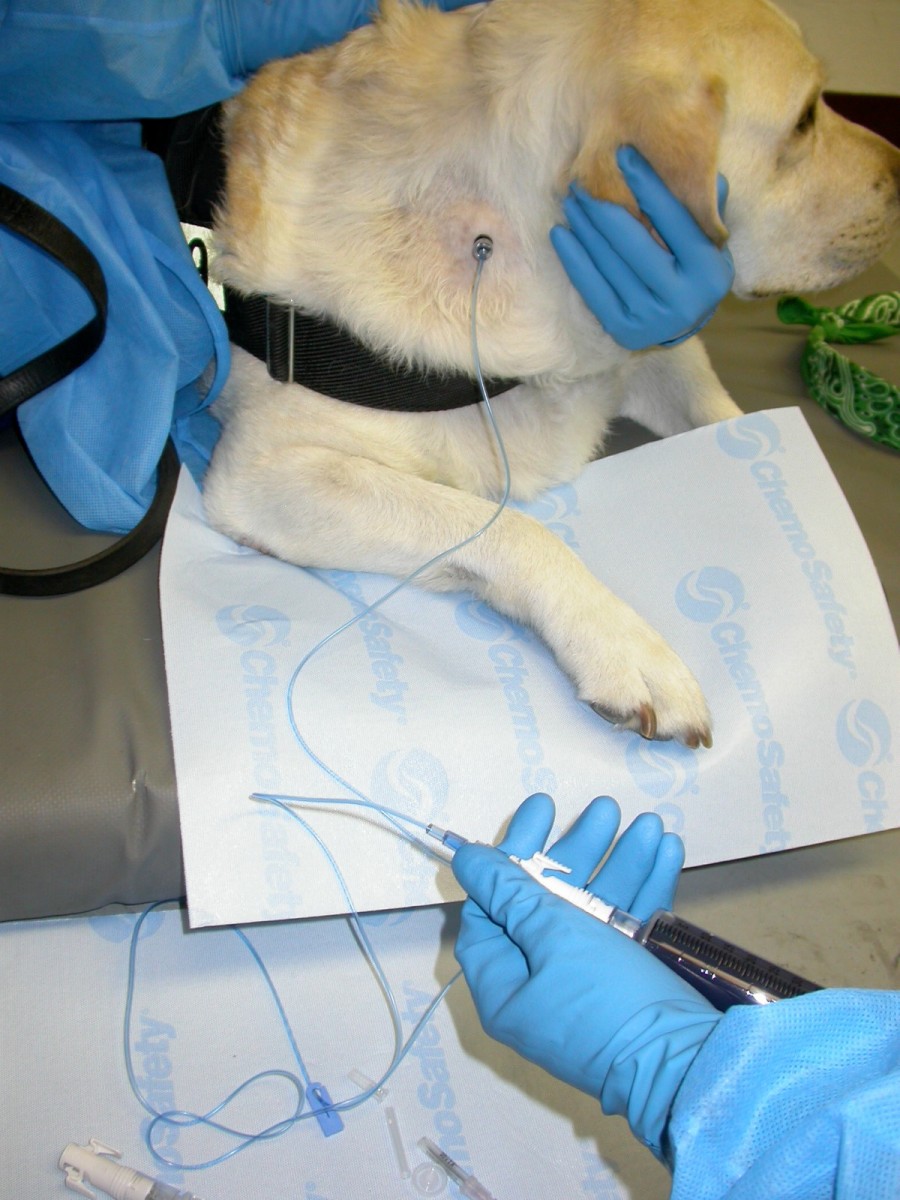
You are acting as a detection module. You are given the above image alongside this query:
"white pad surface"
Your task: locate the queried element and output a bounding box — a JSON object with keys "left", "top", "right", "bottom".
{"left": 1, "top": 904, "right": 633, "bottom": 1199}
{"left": 160, "top": 409, "right": 900, "bottom": 928}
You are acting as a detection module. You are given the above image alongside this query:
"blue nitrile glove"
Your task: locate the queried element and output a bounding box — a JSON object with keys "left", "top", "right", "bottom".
{"left": 550, "top": 145, "right": 734, "bottom": 350}
{"left": 230, "top": 0, "right": 478, "bottom": 76}
{"left": 453, "top": 794, "right": 721, "bottom": 1157}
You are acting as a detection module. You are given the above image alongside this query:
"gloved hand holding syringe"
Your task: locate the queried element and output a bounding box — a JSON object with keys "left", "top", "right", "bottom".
{"left": 428, "top": 799, "right": 820, "bottom": 1011}
{"left": 439, "top": 793, "right": 822, "bottom": 1157}
{"left": 247, "top": 786, "right": 823, "bottom": 1164}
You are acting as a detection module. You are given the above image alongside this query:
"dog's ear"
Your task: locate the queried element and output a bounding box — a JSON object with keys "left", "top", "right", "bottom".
{"left": 571, "top": 73, "right": 728, "bottom": 245}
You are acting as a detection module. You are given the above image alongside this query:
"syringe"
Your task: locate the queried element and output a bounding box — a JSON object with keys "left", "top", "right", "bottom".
{"left": 427, "top": 827, "right": 821, "bottom": 1011}
{"left": 418, "top": 1137, "right": 498, "bottom": 1200}
{"left": 59, "top": 1139, "right": 203, "bottom": 1200}
{"left": 604, "top": 901, "right": 821, "bottom": 1008}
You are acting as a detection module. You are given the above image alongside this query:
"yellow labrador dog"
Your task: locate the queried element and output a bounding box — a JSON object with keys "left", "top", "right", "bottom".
{"left": 204, "top": 0, "right": 899, "bottom": 748}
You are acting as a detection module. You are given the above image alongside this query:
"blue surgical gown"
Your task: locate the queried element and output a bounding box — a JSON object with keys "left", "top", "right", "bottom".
{"left": 668, "top": 988, "right": 900, "bottom": 1199}
{"left": 0, "top": 0, "right": 262, "bottom": 531}
{"left": 0, "top": 0, "right": 310, "bottom": 531}
{"left": 1, "top": 2, "right": 473, "bottom": 530}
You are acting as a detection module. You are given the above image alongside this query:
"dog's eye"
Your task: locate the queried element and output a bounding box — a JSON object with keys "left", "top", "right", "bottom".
{"left": 795, "top": 101, "right": 817, "bottom": 135}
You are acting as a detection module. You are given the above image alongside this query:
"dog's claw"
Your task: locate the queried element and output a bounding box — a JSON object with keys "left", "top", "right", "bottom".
{"left": 589, "top": 702, "right": 623, "bottom": 727}
{"left": 589, "top": 700, "right": 710, "bottom": 749}
{"left": 589, "top": 699, "right": 658, "bottom": 740}
{"left": 638, "top": 702, "right": 657, "bottom": 741}
{"left": 683, "top": 726, "right": 713, "bottom": 750}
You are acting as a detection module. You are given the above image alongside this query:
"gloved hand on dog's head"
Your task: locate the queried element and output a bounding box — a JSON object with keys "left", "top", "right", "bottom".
{"left": 452, "top": 793, "right": 721, "bottom": 1157}
{"left": 551, "top": 146, "right": 735, "bottom": 350}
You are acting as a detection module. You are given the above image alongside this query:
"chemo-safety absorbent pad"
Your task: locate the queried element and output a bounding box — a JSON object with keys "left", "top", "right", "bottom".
{"left": 160, "top": 409, "right": 900, "bottom": 928}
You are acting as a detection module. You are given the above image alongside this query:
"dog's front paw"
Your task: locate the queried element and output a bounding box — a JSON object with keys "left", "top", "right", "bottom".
{"left": 572, "top": 618, "right": 712, "bottom": 748}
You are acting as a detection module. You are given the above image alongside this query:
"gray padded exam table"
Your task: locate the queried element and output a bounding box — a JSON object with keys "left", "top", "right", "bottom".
{"left": 1, "top": 262, "right": 897, "bottom": 1196}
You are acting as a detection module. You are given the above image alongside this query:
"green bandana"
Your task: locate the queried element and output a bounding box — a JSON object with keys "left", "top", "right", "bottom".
{"left": 777, "top": 291, "right": 900, "bottom": 453}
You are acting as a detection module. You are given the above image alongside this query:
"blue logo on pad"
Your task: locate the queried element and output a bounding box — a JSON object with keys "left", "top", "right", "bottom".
{"left": 216, "top": 604, "right": 291, "bottom": 646}
{"left": 716, "top": 413, "right": 782, "bottom": 459}
{"left": 836, "top": 700, "right": 892, "bottom": 768}
{"left": 625, "top": 739, "right": 699, "bottom": 800}
{"left": 675, "top": 567, "right": 745, "bottom": 623}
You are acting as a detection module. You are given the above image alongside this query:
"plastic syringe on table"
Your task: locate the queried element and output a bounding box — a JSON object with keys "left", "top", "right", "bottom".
{"left": 60, "top": 1139, "right": 203, "bottom": 1200}
{"left": 418, "top": 1136, "right": 498, "bottom": 1200}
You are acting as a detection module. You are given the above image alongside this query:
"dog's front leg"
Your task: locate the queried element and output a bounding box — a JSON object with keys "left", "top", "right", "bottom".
{"left": 618, "top": 338, "right": 743, "bottom": 437}
{"left": 205, "top": 445, "right": 712, "bottom": 747}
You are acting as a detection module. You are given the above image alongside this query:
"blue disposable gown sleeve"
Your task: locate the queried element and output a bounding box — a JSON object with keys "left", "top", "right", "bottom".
{"left": 0, "top": 0, "right": 243, "bottom": 119}
{"left": 0, "top": 0, "right": 450, "bottom": 120}
{"left": 666, "top": 989, "right": 900, "bottom": 1200}
{"left": 0, "top": 0, "right": 371, "bottom": 120}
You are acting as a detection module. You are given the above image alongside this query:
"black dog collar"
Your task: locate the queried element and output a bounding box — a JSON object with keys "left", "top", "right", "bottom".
{"left": 160, "top": 103, "right": 518, "bottom": 412}
{"left": 224, "top": 288, "right": 519, "bottom": 412}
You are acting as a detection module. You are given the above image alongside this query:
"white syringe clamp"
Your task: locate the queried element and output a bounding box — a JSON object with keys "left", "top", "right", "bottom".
{"left": 510, "top": 852, "right": 616, "bottom": 922}
{"left": 59, "top": 1140, "right": 155, "bottom": 1200}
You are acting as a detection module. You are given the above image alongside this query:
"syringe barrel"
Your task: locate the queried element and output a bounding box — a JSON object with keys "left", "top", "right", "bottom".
{"left": 637, "top": 910, "right": 822, "bottom": 1010}
{"left": 146, "top": 1183, "right": 202, "bottom": 1200}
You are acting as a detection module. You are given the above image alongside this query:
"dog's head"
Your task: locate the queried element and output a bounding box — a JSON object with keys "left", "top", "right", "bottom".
{"left": 561, "top": 0, "right": 899, "bottom": 297}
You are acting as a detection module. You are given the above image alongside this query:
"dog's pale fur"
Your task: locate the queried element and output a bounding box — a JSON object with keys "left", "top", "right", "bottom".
{"left": 205, "top": 0, "right": 900, "bottom": 746}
